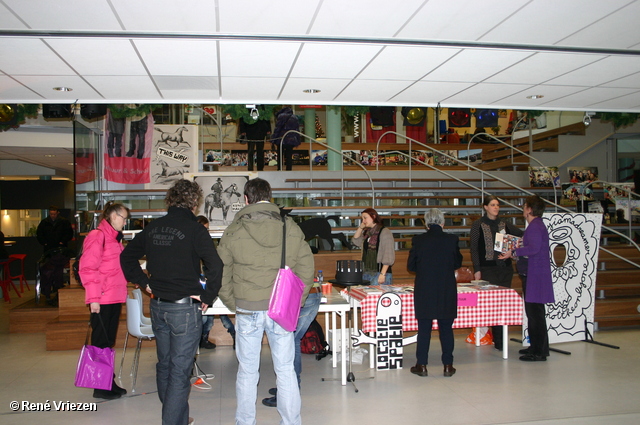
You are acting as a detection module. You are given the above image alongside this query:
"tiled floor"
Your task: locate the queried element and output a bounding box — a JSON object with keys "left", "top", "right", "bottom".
{"left": 1, "top": 288, "right": 639, "bottom": 425}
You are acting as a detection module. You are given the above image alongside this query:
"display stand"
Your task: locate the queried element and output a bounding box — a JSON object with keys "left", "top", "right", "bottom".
{"left": 583, "top": 318, "right": 620, "bottom": 349}
{"left": 323, "top": 279, "right": 372, "bottom": 393}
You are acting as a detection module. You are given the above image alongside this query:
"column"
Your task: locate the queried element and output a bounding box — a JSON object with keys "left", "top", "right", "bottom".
{"left": 326, "top": 106, "right": 342, "bottom": 172}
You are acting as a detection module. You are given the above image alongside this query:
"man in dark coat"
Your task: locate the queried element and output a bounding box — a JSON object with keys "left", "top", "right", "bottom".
{"left": 36, "top": 205, "right": 74, "bottom": 304}
{"left": 407, "top": 208, "right": 462, "bottom": 377}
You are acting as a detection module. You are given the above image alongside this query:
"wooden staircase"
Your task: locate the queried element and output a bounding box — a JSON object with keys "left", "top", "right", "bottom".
{"left": 480, "top": 122, "right": 586, "bottom": 171}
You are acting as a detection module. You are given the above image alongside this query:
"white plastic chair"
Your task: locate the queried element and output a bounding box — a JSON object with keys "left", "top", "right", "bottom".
{"left": 118, "top": 298, "right": 154, "bottom": 393}
{"left": 131, "top": 288, "right": 152, "bottom": 327}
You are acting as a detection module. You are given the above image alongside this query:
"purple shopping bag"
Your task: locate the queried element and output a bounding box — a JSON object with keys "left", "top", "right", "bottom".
{"left": 74, "top": 344, "right": 116, "bottom": 390}
{"left": 268, "top": 266, "right": 305, "bottom": 332}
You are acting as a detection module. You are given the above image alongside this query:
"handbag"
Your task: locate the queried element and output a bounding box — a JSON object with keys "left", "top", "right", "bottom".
{"left": 74, "top": 315, "right": 116, "bottom": 391}
{"left": 267, "top": 215, "right": 306, "bottom": 332}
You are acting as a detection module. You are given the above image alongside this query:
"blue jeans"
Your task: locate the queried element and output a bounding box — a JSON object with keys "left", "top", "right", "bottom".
{"left": 202, "top": 314, "right": 236, "bottom": 336}
{"left": 293, "top": 291, "right": 321, "bottom": 386}
{"left": 150, "top": 299, "right": 202, "bottom": 425}
{"left": 235, "top": 308, "right": 300, "bottom": 425}
{"left": 363, "top": 271, "right": 393, "bottom": 286}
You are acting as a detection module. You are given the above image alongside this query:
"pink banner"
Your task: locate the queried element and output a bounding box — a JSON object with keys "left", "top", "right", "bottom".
{"left": 103, "top": 111, "right": 153, "bottom": 184}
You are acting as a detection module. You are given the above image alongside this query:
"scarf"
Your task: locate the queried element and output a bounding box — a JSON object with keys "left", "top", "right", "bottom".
{"left": 363, "top": 224, "right": 382, "bottom": 249}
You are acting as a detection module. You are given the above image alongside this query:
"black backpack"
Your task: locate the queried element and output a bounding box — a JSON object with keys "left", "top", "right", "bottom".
{"left": 72, "top": 229, "right": 103, "bottom": 287}
{"left": 300, "top": 319, "right": 331, "bottom": 360}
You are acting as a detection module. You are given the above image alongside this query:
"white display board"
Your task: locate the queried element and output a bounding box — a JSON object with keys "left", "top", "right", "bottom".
{"left": 522, "top": 213, "right": 601, "bottom": 345}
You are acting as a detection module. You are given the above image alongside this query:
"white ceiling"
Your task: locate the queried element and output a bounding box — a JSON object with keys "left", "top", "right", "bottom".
{"left": 0, "top": 0, "right": 639, "bottom": 111}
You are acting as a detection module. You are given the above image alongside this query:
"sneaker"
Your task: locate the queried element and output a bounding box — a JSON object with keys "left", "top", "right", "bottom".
{"left": 268, "top": 387, "right": 277, "bottom": 396}
{"left": 200, "top": 339, "right": 216, "bottom": 349}
{"left": 188, "top": 417, "right": 195, "bottom": 425}
{"left": 262, "top": 396, "right": 277, "bottom": 408}
{"left": 93, "top": 389, "right": 122, "bottom": 400}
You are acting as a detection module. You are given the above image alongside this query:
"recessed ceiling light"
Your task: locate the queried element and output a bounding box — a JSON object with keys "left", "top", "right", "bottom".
{"left": 526, "top": 95, "right": 543, "bottom": 99}
{"left": 303, "top": 89, "right": 321, "bottom": 94}
{"left": 53, "top": 86, "right": 73, "bottom": 92}
{"left": 44, "top": 154, "right": 56, "bottom": 158}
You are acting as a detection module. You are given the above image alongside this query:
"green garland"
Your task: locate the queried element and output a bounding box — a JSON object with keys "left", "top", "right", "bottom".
{"left": 221, "top": 105, "right": 276, "bottom": 123}
{"left": 107, "top": 104, "right": 163, "bottom": 119}
{"left": 0, "top": 104, "right": 40, "bottom": 132}
{"left": 598, "top": 112, "right": 640, "bottom": 129}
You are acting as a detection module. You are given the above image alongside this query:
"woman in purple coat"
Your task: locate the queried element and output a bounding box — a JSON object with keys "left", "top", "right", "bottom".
{"left": 501, "top": 195, "right": 555, "bottom": 362}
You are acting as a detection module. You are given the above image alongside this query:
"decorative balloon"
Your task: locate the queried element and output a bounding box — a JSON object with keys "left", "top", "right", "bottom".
{"left": 406, "top": 107, "right": 425, "bottom": 125}
{"left": 0, "top": 104, "right": 17, "bottom": 124}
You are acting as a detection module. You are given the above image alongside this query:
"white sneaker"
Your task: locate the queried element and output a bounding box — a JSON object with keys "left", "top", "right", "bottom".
{"left": 188, "top": 417, "right": 195, "bottom": 425}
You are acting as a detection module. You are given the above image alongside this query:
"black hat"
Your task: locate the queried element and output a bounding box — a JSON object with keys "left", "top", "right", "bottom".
{"left": 329, "top": 260, "right": 366, "bottom": 286}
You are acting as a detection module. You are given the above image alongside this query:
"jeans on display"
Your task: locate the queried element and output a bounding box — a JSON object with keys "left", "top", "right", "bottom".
{"left": 235, "top": 308, "right": 300, "bottom": 425}
{"left": 363, "top": 271, "right": 393, "bottom": 286}
{"left": 293, "top": 291, "right": 321, "bottom": 386}
{"left": 150, "top": 299, "right": 202, "bottom": 425}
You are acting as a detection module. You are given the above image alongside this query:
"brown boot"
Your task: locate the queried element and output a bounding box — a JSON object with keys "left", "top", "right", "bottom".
{"left": 410, "top": 364, "right": 428, "bottom": 377}
{"left": 443, "top": 364, "right": 456, "bottom": 377}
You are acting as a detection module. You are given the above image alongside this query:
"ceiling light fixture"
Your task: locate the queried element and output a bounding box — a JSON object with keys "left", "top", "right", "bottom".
{"left": 53, "top": 87, "right": 73, "bottom": 92}
{"left": 303, "top": 89, "right": 321, "bottom": 94}
{"left": 246, "top": 104, "right": 259, "bottom": 120}
{"left": 583, "top": 111, "right": 596, "bottom": 126}
{"left": 44, "top": 154, "right": 56, "bottom": 158}
{"left": 526, "top": 95, "right": 544, "bottom": 99}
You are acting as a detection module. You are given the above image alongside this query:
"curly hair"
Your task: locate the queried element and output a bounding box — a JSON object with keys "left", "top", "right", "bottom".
{"left": 165, "top": 179, "right": 203, "bottom": 211}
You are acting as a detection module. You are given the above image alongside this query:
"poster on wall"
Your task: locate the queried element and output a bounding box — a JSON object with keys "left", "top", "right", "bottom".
{"left": 147, "top": 125, "right": 198, "bottom": 189}
{"left": 521, "top": 213, "right": 601, "bottom": 346}
{"left": 529, "top": 166, "right": 560, "bottom": 188}
{"left": 104, "top": 111, "right": 154, "bottom": 184}
{"left": 567, "top": 166, "right": 598, "bottom": 185}
{"left": 188, "top": 172, "right": 256, "bottom": 229}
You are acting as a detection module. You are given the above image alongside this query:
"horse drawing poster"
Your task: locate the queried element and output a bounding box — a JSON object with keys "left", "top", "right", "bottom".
{"left": 104, "top": 112, "right": 155, "bottom": 184}
{"left": 146, "top": 124, "right": 198, "bottom": 189}
{"left": 521, "top": 213, "right": 601, "bottom": 346}
{"left": 189, "top": 172, "right": 256, "bottom": 229}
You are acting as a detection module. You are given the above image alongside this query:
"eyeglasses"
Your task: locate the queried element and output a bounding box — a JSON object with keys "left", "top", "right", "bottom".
{"left": 115, "top": 212, "right": 127, "bottom": 220}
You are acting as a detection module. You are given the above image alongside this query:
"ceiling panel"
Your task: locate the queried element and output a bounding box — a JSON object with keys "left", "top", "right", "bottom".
{"left": 3, "top": 0, "right": 120, "bottom": 30}
{"left": 498, "top": 85, "right": 590, "bottom": 110}
{"left": 358, "top": 46, "right": 461, "bottom": 80}
{"left": 218, "top": 1, "right": 318, "bottom": 35}
{"left": 443, "top": 83, "right": 534, "bottom": 107}
{"left": 46, "top": 38, "right": 148, "bottom": 76}
{"left": 423, "top": 49, "right": 534, "bottom": 82}
{"left": 219, "top": 77, "right": 286, "bottom": 102}
{"left": 334, "top": 79, "right": 415, "bottom": 103}
{"left": 291, "top": 43, "right": 382, "bottom": 79}
{"left": 587, "top": 91, "right": 640, "bottom": 110}
{"left": 0, "top": 39, "right": 76, "bottom": 75}
{"left": 389, "top": 81, "right": 476, "bottom": 104}
{"left": 133, "top": 39, "right": 218, "bottom": 76}
{"left": 0, "top": 2, "right": 27, "bottom": 29}
{"left": 13, "top": 75, "right": 102, "bottom": 100}
{"left": 486, "top": 52, "right": 606, "bottom": 85}
{"left": 0, "top": 75, "right": 44, "bottom": 100}
{"left": 219, "top": 41, "right": 302, "bottom": 77}
{"left": 601, "top": 72, "right": 640, "bottom": 88}
{"left": 84, "top": 76, "right": 161, "bottom": 101}
{"left": 541, "top": 87, "right": 640, "bottom": 109}
{"left": 279, "top": 78, "right": 353, "bottom": 103}
{"left": 111, "top": 0, "right": 218, "bottom": 32}
{"left": 546, "top": 56, "right": 640, "bottom": 86}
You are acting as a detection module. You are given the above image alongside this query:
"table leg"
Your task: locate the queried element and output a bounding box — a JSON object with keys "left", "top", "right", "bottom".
{"left": 340, "top": 310, "right": 346, "bottom": 385}
{"left": 502, "top": 325, "right": 508, "bottom": 359}
{"left": 475, "top": 327, "right": 480, "bottom": 347}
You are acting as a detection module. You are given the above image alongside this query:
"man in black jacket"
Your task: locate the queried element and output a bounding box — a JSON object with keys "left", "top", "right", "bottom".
{"left": 36, "top": 206, "right": 73, "bottom": 305}
{"left": 121, "top": 179, "right": 223, "bottom": 425}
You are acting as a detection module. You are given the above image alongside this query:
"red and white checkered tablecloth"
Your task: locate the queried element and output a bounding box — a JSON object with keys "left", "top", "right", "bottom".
{"left": 349, "top": 286, "right": 523, "bottom": 333}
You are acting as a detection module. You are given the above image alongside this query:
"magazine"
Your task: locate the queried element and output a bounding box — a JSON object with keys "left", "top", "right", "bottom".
{"left": 494, "top": 233, "right": 522, "bottom": 253}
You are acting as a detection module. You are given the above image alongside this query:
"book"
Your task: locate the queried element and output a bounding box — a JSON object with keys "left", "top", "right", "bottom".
{"left": 494, "top": 233, "right": 522, "bottom": 253}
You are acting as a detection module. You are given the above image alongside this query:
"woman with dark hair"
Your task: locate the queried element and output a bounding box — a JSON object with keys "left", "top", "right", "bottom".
{"left": 79, "top": 201, "right": 130, "bottom": 399}
{"left": 501, "top": 195, "right": 554, "bottom": 361}
{"left": 470, "top": 195, "right": 523, "bottom": 350}
{"left": 352, "top": 207, "right": 395, "bottom": 285}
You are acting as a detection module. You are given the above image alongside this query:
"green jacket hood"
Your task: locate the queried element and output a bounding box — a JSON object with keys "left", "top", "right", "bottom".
{"left": 231, "top": 202, "right": 284, "bottom": 248}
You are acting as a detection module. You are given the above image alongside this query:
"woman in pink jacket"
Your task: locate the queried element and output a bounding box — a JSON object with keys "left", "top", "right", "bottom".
{"left": 79, "top": 202, "right": 130, "bottom": 400}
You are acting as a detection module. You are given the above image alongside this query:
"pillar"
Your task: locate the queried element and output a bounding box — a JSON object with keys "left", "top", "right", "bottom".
{"left": 326, "top": 106, "right": 342, "bottom": 172}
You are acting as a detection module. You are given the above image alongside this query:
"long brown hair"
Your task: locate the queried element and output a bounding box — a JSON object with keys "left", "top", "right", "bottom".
{"left": 361, "top": 207, "right": 383, "bottom": 225}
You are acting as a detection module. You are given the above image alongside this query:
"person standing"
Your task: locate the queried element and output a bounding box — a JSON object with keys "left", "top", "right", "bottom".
{"left": 271, "top": 107, "right": 301, "bottom": 171}
{"left": 408, "top": 208, "right": 462, "bottom": 378}
{"left": 352, "top": 207, "right": 395, "bottom": 285}
{"left": 121, "top": 179, "right": 223, "bottom": 425}
{"left": 36, "top": 205, "right": 74, "bottom": 305}
{"left": 238, "top": 116, "right": 271, "bottom": 172}
{"left": 80, "top": 202, "right": 130, "bottom": 400}
{"left": 217, "top": 177, "right": 314, "bottom": 425}
{"left": 500, "top": 195, "right": 555, "bottom": 362}
{"left": 470, "top": 196, "right": 523, "bottom": 350}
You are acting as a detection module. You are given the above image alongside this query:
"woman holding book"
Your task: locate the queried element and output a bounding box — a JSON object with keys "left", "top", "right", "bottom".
{"left": 470, "top": 196, "right": 523, "bottom": 350}
{"left": 500, "top": 195, "right": 554, "bottom": 361}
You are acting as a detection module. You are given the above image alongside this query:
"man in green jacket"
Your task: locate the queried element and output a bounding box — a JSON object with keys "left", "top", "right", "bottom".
{"left": 217, "top": 177, "right": 314, "bottom": 425}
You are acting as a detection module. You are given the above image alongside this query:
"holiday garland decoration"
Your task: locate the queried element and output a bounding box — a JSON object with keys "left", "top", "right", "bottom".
{"left": 0, "top": 104, "right": 39, "bottom": 132}
{"left": 598, "top": 112, "right": 639, "bottom": 129}
{"left": 221, "top": 104, "right": 276, "bottom": 123}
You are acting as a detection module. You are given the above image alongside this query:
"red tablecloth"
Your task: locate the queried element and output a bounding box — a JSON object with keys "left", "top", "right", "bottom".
{"left": 349, "top": 285, "right": 523, "bottom": 333}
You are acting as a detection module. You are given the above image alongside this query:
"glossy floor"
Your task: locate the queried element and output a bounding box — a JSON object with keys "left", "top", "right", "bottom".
{"left": 1, "top": 291, "right": 639, "bottom": 425}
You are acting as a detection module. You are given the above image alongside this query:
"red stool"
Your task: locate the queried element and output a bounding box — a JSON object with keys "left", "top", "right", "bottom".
{"left": 0, "top": 259, "right": 21, "bottom": 303}
{"left": 8, "top": 254, "right": 29, "bottom": 292}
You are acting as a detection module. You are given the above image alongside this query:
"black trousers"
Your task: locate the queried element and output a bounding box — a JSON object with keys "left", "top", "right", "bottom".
{"left": 416, "top": 317, "right": 454, "bottom": 365}
{"left": 479, "top": 265, "right": 514, "bottom": 347}
{"left": 521, "top": 275, "right": 550, "bottom": 356}
{"left": 247, "top": 142, "right": 264, "bottom": 171}
{"left": 278, "top": 145, "right": 295, "bottom": 170}
{"left": 90, "top": 303, "right": 122, "bottom": 349}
